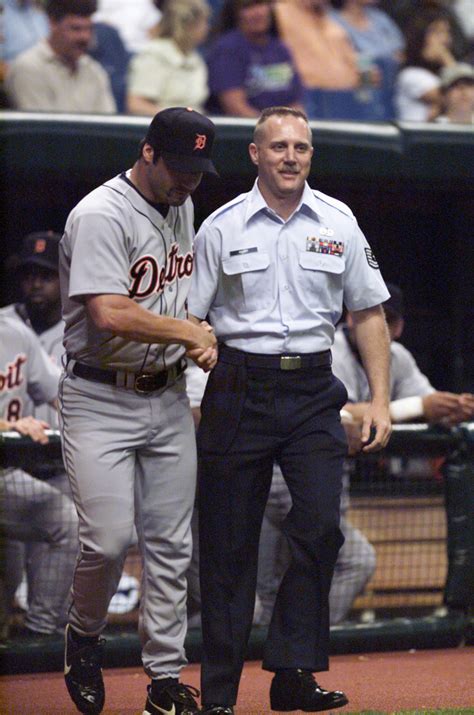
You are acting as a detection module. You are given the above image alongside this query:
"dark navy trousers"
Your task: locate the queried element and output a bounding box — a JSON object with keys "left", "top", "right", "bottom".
{"left": 197, "top": 345, "right": 348, "bottom": 706}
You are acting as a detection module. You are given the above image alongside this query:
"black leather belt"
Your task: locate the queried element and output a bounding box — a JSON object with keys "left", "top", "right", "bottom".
{"left": 219, "top": 344, "right": 331, "bottom": 370}
{"left": 71, "top": 358, "right": 186, "bottom": 394}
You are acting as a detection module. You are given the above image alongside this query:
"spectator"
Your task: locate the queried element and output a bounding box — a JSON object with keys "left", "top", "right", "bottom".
{"left": 435, "top": 61, "right": 474, "bottom": 123}
{"left": 93, "top": 0, "right": 162, "bottom": 55}
{"left": 0, "top": 314, "right": 78, "bottom": 640}
{"left": 274, "top": 0, "right": 361, "bottom": 119}
{"left": 395, "top": 7, "right": 457, "bottom": 121}
{"left": 378, "top": 1, "right": 470, "bottom": 61}
{"left": 127, "top": 0, "right": 211, "bottom": 116}
{"left": 1, "top": 0, "right": 48, "bottom": 65}
{"left": 205, "top": 0, "right": 303, "bottom": 117}
{"left": 256, "top": 285, "right": 474, "bottom": 627}
{"left": 5, "top": 0, "right": 116, "bottom": 113}
{"left": 88, "top": 20, "right": 130, "bottom": 113}
{"left": 330, "top": 0, "right": 405, "bottom": 119}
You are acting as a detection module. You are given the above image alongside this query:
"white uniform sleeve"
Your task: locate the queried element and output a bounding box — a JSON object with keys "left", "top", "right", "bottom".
{"left": 390, "top": 342, "right": 435, "bottom": 399}
{"left": 185, "top": 360, "right": 209, "bottom": 408}
{"left": 66, "top": 211, "right": 132, "bottom": 298}
{"left": 188, "top": 220, "right": 222, "bottom": 320}
{"left": 342, "top": 220, "right": 390, "bottom": 311}
{"left": 331, "top": 330, "right": 366, "bottom": 403}
{"left": 24, "top": 328, "right": 61, "bottom": 406}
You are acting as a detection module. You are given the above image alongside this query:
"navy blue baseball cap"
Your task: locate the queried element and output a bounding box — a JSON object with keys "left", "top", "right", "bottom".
{"left": 18, "top": 231, "right": 61, "bottom": 272}
{"left": 145, "top": 107, "right": 218, "bottom": 175}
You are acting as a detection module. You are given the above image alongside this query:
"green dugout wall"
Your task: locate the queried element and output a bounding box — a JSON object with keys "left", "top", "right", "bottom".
{"left": 1, "top": 112, "right": 473, "bottom": 391}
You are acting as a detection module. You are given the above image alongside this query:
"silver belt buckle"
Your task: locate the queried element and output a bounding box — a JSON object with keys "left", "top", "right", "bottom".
{"left": 280, "top": 356, "right": 301, "bottom": 370}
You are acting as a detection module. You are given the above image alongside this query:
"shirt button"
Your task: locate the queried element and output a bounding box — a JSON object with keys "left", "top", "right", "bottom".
{"left": 280, "top": 254, "right": 287, "bottom": 260}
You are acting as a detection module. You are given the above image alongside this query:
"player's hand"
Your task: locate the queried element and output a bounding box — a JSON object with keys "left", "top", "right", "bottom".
{"left": 361, "top": 403, "right": 391, "bottom": 453}
{"left": 9, "top": 416, "right": 50, "bottom": 444}
{"left": 422, "top": 392, "right": 464, "bottom": 424}
{"left": 185, "top": 320, "right": 217, "bottom": 351}
{"left": 186, "top": 345, "right": 218, "bottom": 372}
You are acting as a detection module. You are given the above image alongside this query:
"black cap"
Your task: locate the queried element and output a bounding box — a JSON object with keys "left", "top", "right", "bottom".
{"left": 18, "top": 231, "right": 61, "bottom": 272}
{"left": 384, "top": 282, "right": 404, "bottom": 320}
{"left": 144, "top": 107, "right": 218, "bottom": 175}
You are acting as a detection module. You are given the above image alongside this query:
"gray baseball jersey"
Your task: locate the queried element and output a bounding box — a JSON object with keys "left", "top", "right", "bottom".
{"left": 0, "top": 304, "right": 64, "bottom": 427}
{"left": 60, "top": 171, "right": 195, "bottom": 372}
{"left": 331, "top": 326, "right": 435, "bottom": 403}
{"left": 0, "top": 314, "right": 60, "bottom": 422}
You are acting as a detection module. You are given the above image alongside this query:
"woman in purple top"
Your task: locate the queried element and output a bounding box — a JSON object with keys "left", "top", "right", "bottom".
{"left": 205, "top": 0, "right": 303, "bottom": 117}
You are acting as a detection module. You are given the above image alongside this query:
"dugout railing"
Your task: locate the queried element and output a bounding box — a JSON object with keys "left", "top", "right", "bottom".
{"left": 1, "top": 423, "right": 473, "bottom": 674}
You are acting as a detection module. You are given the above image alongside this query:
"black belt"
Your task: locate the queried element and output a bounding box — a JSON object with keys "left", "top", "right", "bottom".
{"left": 219, "top": 344, "right": 331, "bottom": 371}
{"left": 71, "top": 358, "right": 186, "bottom": 394}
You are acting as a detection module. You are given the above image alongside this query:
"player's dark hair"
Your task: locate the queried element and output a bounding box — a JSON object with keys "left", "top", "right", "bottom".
{"left": 45, "top": 0, "right": 98, "bottom": 21}
{"left": 253, "top": 106, "right": 310, "bottom": 143}
{"left": 138, "top": 139, "right": 161, "bottom": 165}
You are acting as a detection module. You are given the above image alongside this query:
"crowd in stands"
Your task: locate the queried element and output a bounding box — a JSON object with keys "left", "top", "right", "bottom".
{"left": 1, "top": 0, "right": 473, "bottom": 123}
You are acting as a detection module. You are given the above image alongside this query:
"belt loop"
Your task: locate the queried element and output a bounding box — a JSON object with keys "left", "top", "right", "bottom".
{"left": 66, "top": 357, "right": 76, "bottom": 378}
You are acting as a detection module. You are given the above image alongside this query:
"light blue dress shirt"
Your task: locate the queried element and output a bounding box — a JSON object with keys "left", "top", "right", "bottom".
{"left": 189, "top": 181, "right": 390, "bottom": 354}
{"left": 1, "top": 0, "right": 49, "bottom": 63}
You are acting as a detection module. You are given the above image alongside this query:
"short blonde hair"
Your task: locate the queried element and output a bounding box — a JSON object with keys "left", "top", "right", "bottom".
{"left": 156, "top": 0, "right": 210, "bottom": 49}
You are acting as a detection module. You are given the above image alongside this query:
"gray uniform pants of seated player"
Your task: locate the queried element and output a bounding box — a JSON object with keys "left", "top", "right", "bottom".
{"left": 256, "top": 464, "right": 376, "bottom": 626}
{"left": 3, "top": 468, "right": 79, "bottom": 634}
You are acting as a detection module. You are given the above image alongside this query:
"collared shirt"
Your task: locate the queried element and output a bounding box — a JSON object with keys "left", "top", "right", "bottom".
{"left": 5, "top": 39, "right": 116, "bottom": 113}
{"left": 189, "top": 181, "right": 389, "bottom": 354}
{"left": 332, "top": 326, "right": 435, "bottom": 403}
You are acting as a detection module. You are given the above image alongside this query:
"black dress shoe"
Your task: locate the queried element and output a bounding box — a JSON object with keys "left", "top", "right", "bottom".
{"left": 201, "top": 706, "right": 234, "bottom": 714}
{"left": 270, "top": 669, "right": 348, "bottom": 712}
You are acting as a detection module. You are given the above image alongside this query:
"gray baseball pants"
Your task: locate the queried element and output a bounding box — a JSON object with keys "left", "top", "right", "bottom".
{"left": 59, "top": 369, "right": 196, "bottom": 678}
{"left": 2, "top": 468, "right": 78, "bottom": 634}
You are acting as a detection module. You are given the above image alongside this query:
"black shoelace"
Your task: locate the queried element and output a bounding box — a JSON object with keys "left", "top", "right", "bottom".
{"left": 163, "top": 682, "right": 200, "bottom": 706}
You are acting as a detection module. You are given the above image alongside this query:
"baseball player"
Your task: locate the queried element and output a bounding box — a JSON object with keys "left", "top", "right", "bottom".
{"left": 58, "top": 107, "right": 217, "bottom": 715}
{"left": 0, "top": 314, "right": 77, "bottom": 638}
{"left": 1, "top": 231, "right": 79, "bottom": 637}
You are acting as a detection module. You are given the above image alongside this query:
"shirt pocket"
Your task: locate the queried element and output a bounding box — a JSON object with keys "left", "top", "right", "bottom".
{"left": 222, "top": 252, "right": 272, "bottom": 311}
{"left": 298, "top": 252, "right": 344, "bottom": 309}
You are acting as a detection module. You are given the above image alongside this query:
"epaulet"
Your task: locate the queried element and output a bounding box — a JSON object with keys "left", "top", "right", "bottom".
{"left": 201, "top": 192, "right": 249, "bottom": 227}
{"left": 313, "top": 190, "right": 355, "bottom": 219}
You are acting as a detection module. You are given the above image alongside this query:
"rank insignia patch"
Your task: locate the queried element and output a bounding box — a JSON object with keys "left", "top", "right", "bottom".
{"left": 306, "top": 236, "right": 344, "bottom": 256}
{"left": 364, "top": 247, "right": 379, "bottom": 269}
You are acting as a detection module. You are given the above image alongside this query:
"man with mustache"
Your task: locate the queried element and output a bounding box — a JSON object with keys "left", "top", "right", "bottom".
{"left": 5, "top": 0, "right": 116, "bottom": 113}
{"left": 189, "top": 106, "right": 392, "bottom": 713}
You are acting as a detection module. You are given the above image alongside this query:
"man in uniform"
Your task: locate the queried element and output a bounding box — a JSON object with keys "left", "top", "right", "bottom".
{"left": 59, "top": 107, "right": 217, "bottom": 715}
{"left": 188, "top": 106, "right": 392, "bottom": 713}
{"left": 0, "top": 314, "right": 76, "bottom": 639}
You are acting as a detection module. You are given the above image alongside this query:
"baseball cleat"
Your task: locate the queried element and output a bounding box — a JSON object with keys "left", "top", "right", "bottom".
{"left": 142, "top": 681, "right": 201, "bottom": 715}
{"left": 201, "top": 707, "right": 234, "bottom": 714}
{"left": 64, "top": 624, "right": 106, "bottom": 714}
{"left": 270, "top": 668, "right": 348, "bottom": 712}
